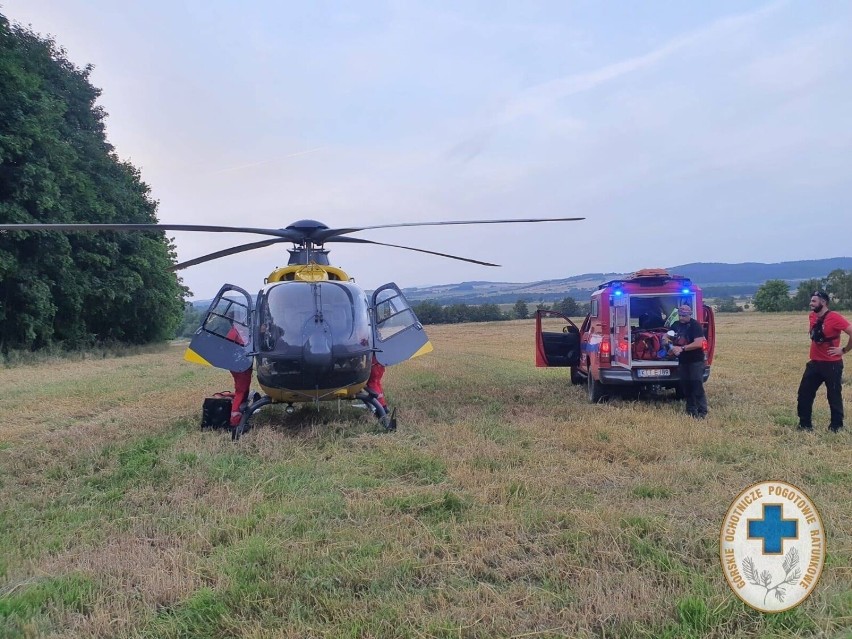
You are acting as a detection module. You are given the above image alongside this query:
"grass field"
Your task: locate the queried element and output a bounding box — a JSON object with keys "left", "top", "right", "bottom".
{"left": 0, "top": 313, "right": 850, "bottom": 638}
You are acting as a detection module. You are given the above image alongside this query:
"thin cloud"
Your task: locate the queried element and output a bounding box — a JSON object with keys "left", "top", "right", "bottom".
{"left": 210, "top": 146, "right": 325, "bottom": 175}
{"left": 448, "top": 1, "right": 785, "bottom": 158}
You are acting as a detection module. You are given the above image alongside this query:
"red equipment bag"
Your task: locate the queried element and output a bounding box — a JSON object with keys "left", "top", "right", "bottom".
{"left": 632, "top": 331, "right": 661, "bottom": 361}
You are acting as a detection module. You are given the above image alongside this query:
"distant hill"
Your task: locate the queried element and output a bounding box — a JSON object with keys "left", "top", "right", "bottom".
{"left": 188, "top": 258, "right": 852, "bottom": 308}
{"left": 401, "top": 257, "right": 852, "bottom": 305}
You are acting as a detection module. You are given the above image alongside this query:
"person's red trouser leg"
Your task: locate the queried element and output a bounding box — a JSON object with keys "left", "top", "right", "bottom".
{"left": 230, "top": 368, "right": 253, "bottom": 426}
{"left": 366, "top": 357, "right": 388, "bottom": 409}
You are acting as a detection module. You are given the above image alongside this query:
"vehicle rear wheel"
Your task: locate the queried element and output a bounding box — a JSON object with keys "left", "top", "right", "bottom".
{"left": 587, "top": 370, "right": 606, "bottom": 403}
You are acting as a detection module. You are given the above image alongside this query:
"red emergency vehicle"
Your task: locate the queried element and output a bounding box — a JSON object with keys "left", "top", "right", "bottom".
{"left": 535, "top": 268, "right": 716, "bottom": 401}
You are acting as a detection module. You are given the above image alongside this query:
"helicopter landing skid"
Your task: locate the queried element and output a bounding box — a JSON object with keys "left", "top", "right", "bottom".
{"left": 232, "top": 394, "right": 274, "bottom": 441}
{"left": 230, "top": 393, "right": 396, "bottom": 440}
{"left": 355, "top": 391, "right": 397, "bottom": 432}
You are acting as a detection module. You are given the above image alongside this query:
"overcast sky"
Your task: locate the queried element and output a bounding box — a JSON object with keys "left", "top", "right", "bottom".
{"left": 3, "top": 1, "right": 851, "bottom": 299}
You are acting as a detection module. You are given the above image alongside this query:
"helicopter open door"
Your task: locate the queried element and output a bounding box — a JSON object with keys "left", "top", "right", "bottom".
{"left": 371, "top": 283, "right": 432, "bottom": 366}
{"left": 184, "top": 285, "right": 254, "bottom": 372}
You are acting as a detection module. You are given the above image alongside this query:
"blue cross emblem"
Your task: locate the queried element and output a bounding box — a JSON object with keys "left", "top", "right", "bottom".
{"left": 748, "top": 504, "right": 798, "bottom": 554}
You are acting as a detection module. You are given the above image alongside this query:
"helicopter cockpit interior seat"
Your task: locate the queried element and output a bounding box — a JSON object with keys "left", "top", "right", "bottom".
{"left": 259, "top": 322, "right": 284, "bottom": 351}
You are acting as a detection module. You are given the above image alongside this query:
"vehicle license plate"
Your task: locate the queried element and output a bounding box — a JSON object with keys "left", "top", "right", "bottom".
{"left": 638, "top": 368, "right": 670, "bottom": 378}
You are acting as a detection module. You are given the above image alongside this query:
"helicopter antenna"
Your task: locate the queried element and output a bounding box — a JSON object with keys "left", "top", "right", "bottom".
{"left": 312, "top": 282, "right": 324, "bottom": 323}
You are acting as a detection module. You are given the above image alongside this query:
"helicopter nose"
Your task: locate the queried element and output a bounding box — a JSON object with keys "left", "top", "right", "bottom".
{"left": 303, "top": 328, "right": 333, "bottom": 371}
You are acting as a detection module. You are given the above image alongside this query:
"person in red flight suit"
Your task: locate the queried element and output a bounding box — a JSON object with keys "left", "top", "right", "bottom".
{"left": 366, "top": 354, "right": 388, "bottom": 411}
{"left": 226, "top": 319, "right": 253, "bottom": 428}
{"left": 366, "top": 354, "right": 397, "bottom": 430}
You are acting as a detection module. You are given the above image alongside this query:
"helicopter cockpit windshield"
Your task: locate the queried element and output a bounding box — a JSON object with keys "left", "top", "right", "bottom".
{"left": 258, "top": 282, "right": 371, "bottom": 354}
{"left": 256, "top": 281, "right": 373, "bottom": 391}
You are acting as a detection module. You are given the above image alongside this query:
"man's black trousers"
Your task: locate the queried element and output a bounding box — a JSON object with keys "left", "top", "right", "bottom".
{"left": 797, "top": 360, "right": 844, "bottom": 428}
{"left": 679, "top": 360, "right": 707, "bottom": 417}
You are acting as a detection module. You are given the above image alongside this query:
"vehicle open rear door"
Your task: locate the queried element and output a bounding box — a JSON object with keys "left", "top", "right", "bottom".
{"left": 184, "top": 284, "right": 254, "bottom": 372}
{"left": 702, "top": 304, "right": 716, "bottom": 365}
{"left": 370, "top": 283, "right": 432, "bottom": 366}
{"left": 610, "top": 291, "right": 630, "bottom": 366}
{"left": 535, "top": 309, "right": 581, "bottom": 367}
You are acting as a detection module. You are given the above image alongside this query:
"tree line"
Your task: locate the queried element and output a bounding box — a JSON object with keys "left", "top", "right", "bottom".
{"left": 411, "top": 297, "right": 589, "bottom": 325}
{"left": 753, "top": 270, "right": 852, "bottom": 312}
{"left": 174, "top": 296, "right": 589, "bottom": 337}
{"left": 411, "top": 276, "right": 852, "bottom": 324}
{"left": 0, "top": 15, "right": 186, "bottom": 353}
{"left": 412, "top": 277, "right": 852, "bottom": 325}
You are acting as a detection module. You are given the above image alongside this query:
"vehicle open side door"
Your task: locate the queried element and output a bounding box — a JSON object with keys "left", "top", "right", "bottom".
{"left": 702, "top": 304, "right": 716, "bottom": 365}
{"left": 370, "top": 283, "right": 432, "bottom": 366}
{"left": 185, "top": 284, "right": 254, "bottom": 372}
{"left": 535, "top": 309, "right": 581, "bottom": 367}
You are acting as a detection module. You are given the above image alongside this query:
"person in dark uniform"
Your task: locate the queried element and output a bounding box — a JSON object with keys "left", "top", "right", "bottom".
{"left": 670, "top": 304, "right": 708, "bottom": 418}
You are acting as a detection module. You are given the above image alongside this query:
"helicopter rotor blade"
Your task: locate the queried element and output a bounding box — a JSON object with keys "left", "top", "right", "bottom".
{"left": 0, "top": 222, "right": 304, "bottom": 240}
{"left": 327, "top": 236, "right": 500, "bottom": 266}
{"left": 169, "top": 238, "right": 290, "bottom": 271}
{"left": 311, "top": 216, "right": 585, "bottom": 242}
{"left": 1, "top": 217, "right": 587, "bottom": 269}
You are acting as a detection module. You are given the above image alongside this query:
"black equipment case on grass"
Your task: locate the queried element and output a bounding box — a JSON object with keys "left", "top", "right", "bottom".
{"left": 201, "top": 392, "right": 234, "bottom": 429}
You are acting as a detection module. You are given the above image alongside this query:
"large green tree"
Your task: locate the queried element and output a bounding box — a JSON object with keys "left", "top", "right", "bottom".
{"left": 824, "top": 269, "right": 852, "bottom": 309}
{"left": 716, "top": 297, "right": 743, "bottom": 313}
{"left": 411, "top": 300, "right": 445, "bottom": 324}
{"left": 555, "top": 296, "right": 579, "bottom": 316}
{"left": 753, "top": 280, "right": 792, "bottom": 312}
{"left": 0, "top": 15, "right": 185, "bottom": 351}
{"left": 789, "top": 272, "right": 852, "bottom": 311}
{"left": 790, "top": 279, "right": 824, "bottom": 311}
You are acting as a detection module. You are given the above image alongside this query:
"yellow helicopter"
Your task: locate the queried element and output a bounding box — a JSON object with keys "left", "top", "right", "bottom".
{"left": 0, "top": 217, "right": 583, "bottom": 437}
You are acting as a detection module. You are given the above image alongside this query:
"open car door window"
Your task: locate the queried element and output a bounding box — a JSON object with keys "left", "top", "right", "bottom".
{"left": 535, "top": 309, "right": 581, "bottom": 367}
{"left": 370, "top": 283, "right": 431, "bottom": 366}
{"left": 185, "top": 284, "right": 254, "bottom": 372}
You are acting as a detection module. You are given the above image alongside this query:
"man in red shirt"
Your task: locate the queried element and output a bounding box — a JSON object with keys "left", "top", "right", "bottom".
{"left": 797, "top": 290, "right": 852, "bottom": 432}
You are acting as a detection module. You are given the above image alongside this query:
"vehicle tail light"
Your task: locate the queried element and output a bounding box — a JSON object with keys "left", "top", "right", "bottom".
{"left": 702, "top": 341, "right": 708, "bottom": 351}
{"left": 600, "top": 339, "right": 611, "bottom": 363}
